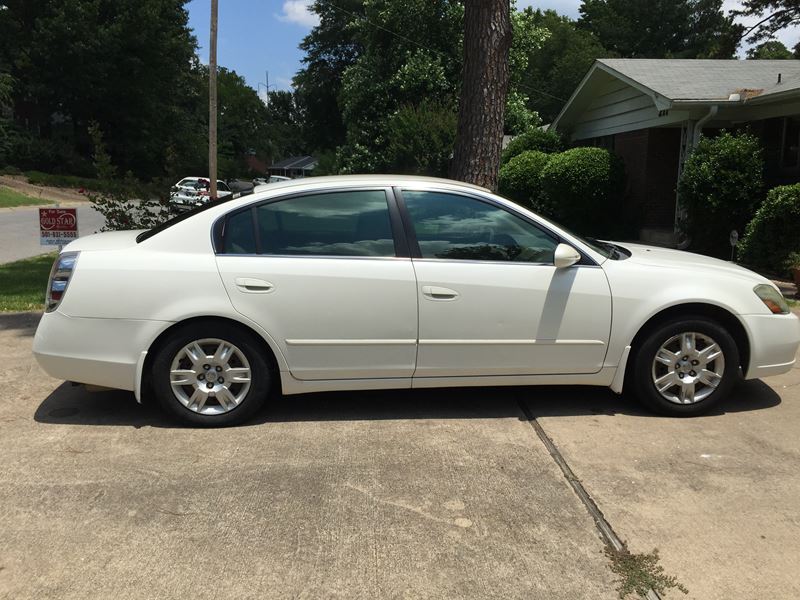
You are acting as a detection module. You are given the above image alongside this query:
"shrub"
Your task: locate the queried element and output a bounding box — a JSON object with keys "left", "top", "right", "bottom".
{"left": 501, "top": 128, "right": 563, "bottom": 165}
{"left": 498, "top": 150, "right": 550, "bottom": 211}
{"left": 677, "top": 131, "right": 764, "bottom": 258}
{"left": 738, "top": 183, "right": 800, "bottom": 275}
{"left": 539, "top": 146, "right": 625, "bottom": 236}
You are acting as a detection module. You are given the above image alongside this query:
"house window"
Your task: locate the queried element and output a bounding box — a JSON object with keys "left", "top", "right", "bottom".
{"left": 781, "top": 116, "right": 800, "bottom": 169}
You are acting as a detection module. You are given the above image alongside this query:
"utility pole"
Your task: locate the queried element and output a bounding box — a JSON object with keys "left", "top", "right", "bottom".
{"left": 209, "top": 0, "right": 219, "bottom": 200}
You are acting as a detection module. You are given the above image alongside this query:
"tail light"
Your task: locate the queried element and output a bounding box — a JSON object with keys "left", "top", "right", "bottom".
{"left": 46, "top": 252, "right": 79, "bottom": 312}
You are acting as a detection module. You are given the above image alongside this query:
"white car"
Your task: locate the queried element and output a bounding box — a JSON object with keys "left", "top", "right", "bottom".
{"left": 170, "top": 177, "right": 237, "bottom": 212}
{"left": 34, "top": 175, "right": 800, "bottom": 426}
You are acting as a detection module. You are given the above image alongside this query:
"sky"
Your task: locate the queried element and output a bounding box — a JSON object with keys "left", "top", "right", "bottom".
{"left": 186, "top": 0, "right": 800, "bottom": 95}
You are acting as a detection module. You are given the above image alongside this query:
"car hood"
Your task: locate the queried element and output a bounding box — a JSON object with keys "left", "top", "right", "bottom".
{"left": 613, "top": 242, "right": 771, "bottom": 284}
{"left": 64, "top": 229, "right": 145, "bottom": 252}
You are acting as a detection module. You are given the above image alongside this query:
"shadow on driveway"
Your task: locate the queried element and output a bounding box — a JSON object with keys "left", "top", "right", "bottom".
{"left": 34, "top": 377, "right": 781, "bottom": 428}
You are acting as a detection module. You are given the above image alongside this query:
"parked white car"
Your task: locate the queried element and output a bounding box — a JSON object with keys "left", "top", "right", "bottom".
{"left": 253, "top": 175, "right": 291, "bottom": 186}
{"left": 170, "top": 177, "right": 237, "bottom": 212}
{"left": 34, "top": 175, "right": 800, "bottom": 426}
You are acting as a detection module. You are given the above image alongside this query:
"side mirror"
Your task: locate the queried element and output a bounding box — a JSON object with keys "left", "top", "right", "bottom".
{"left": 554, "top": 243, "right": 581, "bottom": 268}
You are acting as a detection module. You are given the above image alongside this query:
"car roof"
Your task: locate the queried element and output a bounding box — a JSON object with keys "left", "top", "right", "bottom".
{"left": 253, "top": 174, "right": 491, "bottom": 193}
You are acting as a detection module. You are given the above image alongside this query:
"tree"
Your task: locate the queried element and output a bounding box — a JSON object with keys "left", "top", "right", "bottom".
{"left": 747, "top": 39, "right": 794, "bottom": 58}
{"left": 450, "top": 0, "right": 513, "bottom": 190}
{"left": 578, "top": 0, "right": 742, "bottom": 58}
{"left": 734, "top": 0, "right": 800, "bottom": 43}
{"left": 0, "top": 0, "right": 198, "bottom": 178}
{"left": 293, "top": 0, "right": 365, "bottom": 153}
{"left": 522, "top": 9, "right": 610, "bottom": 123}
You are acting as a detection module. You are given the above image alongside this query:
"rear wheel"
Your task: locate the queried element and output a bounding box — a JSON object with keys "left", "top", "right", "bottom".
{"left": 151, "top": 323, "right": 271, "bottom": 426}
{"left": 632, "top": 317, "right": 739, "bottom": 416}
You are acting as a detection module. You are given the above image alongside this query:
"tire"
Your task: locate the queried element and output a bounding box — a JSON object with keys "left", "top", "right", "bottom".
{"left": 631, "top": 316, "right": 740, "bottom": 417}
{"left": 150, "top": 322, "right": 271, "bottom": 426}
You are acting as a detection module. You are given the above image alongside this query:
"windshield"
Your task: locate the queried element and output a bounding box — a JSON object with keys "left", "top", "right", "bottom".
{"left": 136, "top": 198, "right": 230, "bottom": 243}
{"left": 539, "top": 216, "right": 627, "bottom": 260}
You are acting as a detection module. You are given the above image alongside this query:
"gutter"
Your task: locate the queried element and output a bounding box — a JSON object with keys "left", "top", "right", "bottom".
{"left": 692, "top": 104, "right": 718, "bottom": 146}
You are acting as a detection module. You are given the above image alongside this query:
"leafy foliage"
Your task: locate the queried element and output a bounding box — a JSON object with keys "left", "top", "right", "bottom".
{"left": 501, "top": 128, "right": 563, "bottom": 164}
{"left": 747, "top": 39, "right": 794, "bottom": 58}
{"left": 521, "top": 9, "right": 611, "bottom": 123}
{"left": 578, "top": 0, "right": 741, "bottom": 58}
{"left": 87, "top": 124, "right": 170, "bottom": 231}
{"left": 498, "top": 150, "right": 550, "bottom": 210}
{"left": 605, "top": 543, "right": 689, "bottom": 599}
{"left": 677, "top": 131, "right": 764, "bottom": 258}
{"left": 385, "top": 100, "right": 457, "bottom": 176}
{"left": 738, "top": 183, "right": 800, "bottom": 275}
{"left": 539, "top": 146, "right": 625, "bottom": 236}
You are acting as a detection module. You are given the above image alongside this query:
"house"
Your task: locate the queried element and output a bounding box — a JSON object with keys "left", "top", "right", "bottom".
{"left": 268, "top": 155, "right": 318, "bottom": 179}
{"left": 551, "top": 59, "right": 800, "bottom": 245}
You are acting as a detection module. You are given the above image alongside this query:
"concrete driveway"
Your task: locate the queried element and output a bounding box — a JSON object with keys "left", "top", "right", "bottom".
{"left": 1, "top": 311, "right": 798, "bottom": 599}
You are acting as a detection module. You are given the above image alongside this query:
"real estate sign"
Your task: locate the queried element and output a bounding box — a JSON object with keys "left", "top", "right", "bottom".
{"left": 39, "top": 208, "right": 78, "bottom": 246}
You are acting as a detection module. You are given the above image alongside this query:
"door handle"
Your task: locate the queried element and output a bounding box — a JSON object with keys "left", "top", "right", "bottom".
{"left": 234, "top": 277, "right": 274, "bottom": 293}
{"left": 421, "top": 285, "right": 459, "bottom": 301}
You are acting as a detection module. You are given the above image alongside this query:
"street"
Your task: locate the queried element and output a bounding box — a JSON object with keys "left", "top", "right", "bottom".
{"left": 1, "top": 312, "right": 798, "bottom": 599}
{"left": 0, "top": 205, "right": 106, "bottom": 264}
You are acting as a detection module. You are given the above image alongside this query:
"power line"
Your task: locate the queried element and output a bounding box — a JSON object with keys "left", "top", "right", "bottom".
{"left": 314, "top": 0, "right": 567, "bottom": 104}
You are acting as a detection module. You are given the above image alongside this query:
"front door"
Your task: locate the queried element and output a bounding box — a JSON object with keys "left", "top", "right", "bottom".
{"left": 400, "top": 189, "right": 612, "bottom": 378}
{"left": 215, "top": 188, "right": 418, "bottom": 381}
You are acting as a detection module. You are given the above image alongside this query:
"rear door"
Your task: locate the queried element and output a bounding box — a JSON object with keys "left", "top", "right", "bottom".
{"left": 215, "top": 188, "right": 418, "bottom": 381}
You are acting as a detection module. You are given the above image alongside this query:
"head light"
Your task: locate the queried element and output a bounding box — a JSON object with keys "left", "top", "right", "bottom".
{"left": 753, "top": 284, "right": 790, "bottom": 315}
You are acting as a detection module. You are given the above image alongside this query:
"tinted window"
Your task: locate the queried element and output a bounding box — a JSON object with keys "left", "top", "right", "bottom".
{"left": 403, "top": 191, "right": 558, "bottom": 263}
{"left": 256, "top": 190, "right": 395, "bottom": 257}
{"left": 222, "top": 209, "right": 256, "bottom": 254}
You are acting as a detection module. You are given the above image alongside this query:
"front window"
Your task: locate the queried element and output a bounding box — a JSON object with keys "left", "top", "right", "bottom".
{"left": 402, "top": 190, "right": 558, "bottom": 263}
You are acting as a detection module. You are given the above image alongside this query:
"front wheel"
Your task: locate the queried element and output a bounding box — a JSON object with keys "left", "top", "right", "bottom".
{"left": 631, "top": 317, "right": 740, "bottom": 416}
{"left": 151, "top": 323, "right": 271, "bottom": 426}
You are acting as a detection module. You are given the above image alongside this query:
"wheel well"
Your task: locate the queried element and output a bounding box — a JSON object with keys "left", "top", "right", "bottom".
{"left": 140, "top": 316, "right": 281, "bottom": 401}
{"left": 628, "top": 303, "right": 750, "bottom": 373}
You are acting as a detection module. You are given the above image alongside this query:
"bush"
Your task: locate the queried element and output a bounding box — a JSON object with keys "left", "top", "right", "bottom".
{"left": 677, "top": 131, "right": 764, "bottom": 258}
{"left": 501, "top": 128, "right": 563, "bottom": 165}
{"left": 498, "top": 150, "right": 550, "bottom": 210}
{"left": 738, "top": 184, "right": 800, "bottom": 275}
{"left": 539, "top": 146, "right": 625, "bottom": 236}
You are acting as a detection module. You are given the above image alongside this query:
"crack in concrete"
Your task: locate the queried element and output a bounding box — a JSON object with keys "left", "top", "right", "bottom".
{"left": 517, "top": 398, "right": 663, "bottom": 600}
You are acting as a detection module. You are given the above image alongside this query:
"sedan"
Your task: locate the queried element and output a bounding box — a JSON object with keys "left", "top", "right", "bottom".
{"left": 33, "top": 175, "right": 800, "bottom": 426}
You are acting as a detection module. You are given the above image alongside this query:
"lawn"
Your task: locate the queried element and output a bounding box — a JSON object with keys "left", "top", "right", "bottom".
{"left": 0, "top": 185, "right": 53, "bottom": 208}
{"left": 0, "top": 253, "right": 56, "bottom": 311}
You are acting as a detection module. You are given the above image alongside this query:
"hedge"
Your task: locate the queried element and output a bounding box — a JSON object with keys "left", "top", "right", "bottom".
{"left": 738, "top": 183, "right": 800, "bottom": 275}
{"left": 501, "top": 128, "right": 562, "bottom": 165}
{"left": 677, "top": 131, "right": 764, "bottom": 258}
{"left": 498, "top": 150, "right": 550, "bottom": 211}
{"left": 539, "top": 146, "right": 625, "bottom": 236}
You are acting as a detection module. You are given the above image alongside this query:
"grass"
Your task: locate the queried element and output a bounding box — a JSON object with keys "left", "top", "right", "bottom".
{"left": 0, "top": 185, "right": 53, "bottom": 208}
{"left": 0, "top": 253, "right": 56, "bottom": 312}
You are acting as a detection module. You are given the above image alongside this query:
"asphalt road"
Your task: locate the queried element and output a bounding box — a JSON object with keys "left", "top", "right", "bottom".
{"left": 1, "top": 311, "right": 799, "bottom": 599}
{"left": 0, "top": 204, "right": 105, "bottom": 264}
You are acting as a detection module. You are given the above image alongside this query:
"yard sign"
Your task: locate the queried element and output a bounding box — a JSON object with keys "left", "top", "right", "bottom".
{"left": 39, "top": 208, "right": 78, "bottom": 246}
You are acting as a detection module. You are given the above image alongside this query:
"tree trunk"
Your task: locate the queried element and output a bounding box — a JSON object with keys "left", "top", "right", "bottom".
{"left": 209, "top": 0, "right": 219, "bottom": 200}
{"left": 449, "top": 0, "right": 512, "bottom": 191}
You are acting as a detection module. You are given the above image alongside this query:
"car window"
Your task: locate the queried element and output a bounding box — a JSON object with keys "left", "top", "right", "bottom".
{"left": 402, "top": 190, "right": 558, "bottom": 263}
{"left": 222, "top": 208, "right": 256, "bottom": 254}
{"left": 253, "top": 190, "right": 395, "bottom": 257}
{"left": 218, "top": 182, "right": 230, "bottom": 192}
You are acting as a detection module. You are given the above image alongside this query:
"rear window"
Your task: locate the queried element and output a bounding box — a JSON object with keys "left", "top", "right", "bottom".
{"left": 217, "top": 190, "right": 396, "bottom": 257}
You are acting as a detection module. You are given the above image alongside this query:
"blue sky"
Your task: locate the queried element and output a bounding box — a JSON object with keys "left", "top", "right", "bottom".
{"left": 186, "top": 0, "right": 797, "bottom": 95}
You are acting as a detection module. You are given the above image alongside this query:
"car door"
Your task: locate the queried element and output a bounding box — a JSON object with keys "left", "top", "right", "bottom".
{"left": 399, "top": 188, "right": 612, "bottom": 378}
{"left": 215, "top": 188, "right": 418, "bottom": 381}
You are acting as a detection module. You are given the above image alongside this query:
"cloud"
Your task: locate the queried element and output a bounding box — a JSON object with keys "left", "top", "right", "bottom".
{"left": 276, "top": 0, "right": 319, "bottom": 28}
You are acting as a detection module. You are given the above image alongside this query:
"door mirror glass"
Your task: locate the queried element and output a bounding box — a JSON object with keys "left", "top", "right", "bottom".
{"left": 554, "top": 243, "right": 581, "bottom": 268}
